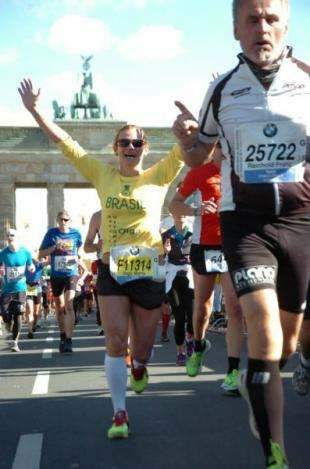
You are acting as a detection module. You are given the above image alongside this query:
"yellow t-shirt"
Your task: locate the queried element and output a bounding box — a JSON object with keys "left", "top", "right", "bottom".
{"left": 58, "top": 138, "right": 184, "bottom": 254}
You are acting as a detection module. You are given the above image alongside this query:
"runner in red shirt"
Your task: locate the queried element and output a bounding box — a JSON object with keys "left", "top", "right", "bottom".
{"left": 170, "top": 157, "right": 244, "bottom": 393}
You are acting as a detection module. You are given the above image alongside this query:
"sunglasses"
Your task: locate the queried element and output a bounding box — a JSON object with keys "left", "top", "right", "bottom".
{"left": 60, "top": 218, "right": 70, "bottom": 222}
{"left": 8, "top": 234, "right": 15, "bottom": 238}
{"left": 117, "top": 138, "right": 145, "bottom": 148}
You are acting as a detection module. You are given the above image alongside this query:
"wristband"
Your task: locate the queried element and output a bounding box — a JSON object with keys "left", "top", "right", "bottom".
{"left": 193, "top": 207, "right": 200, "bottom": 216}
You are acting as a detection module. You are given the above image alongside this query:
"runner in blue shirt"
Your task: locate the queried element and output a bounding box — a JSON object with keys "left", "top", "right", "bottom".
{"left": 39, "top": 210, "right": 82, "bottom": 353}
{"left": 0, "top": 229, "right": 34, "bottom": 352}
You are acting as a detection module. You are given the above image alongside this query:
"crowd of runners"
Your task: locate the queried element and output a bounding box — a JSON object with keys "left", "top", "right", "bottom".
{"left": 0, "top": 0, "right": 309, "bottom": 468}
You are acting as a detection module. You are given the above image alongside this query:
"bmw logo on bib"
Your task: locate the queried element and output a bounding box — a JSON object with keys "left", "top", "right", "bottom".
{"left": 263, "top": 123, "right": 278, "bottom": 138}
{"left": 129, "top": 246, "right": 140, "bottom": 256}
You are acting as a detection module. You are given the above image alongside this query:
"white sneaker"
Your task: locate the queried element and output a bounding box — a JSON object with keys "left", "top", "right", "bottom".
{"left": 11, "top": 341, "right": 20, "bottom": 352}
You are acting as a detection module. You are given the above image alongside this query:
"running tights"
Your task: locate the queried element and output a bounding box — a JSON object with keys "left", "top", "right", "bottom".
{"left": 167, "top": 275, "right": 193, "bottom": 346}
{"left": 12, "top": 315, "right": 22, "bottom": 340}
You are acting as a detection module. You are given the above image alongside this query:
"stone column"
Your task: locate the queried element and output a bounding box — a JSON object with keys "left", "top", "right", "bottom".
{"left": 47, "top": 184, "right": 64, "bottom": 228}
{"left": 0, "top": 182, "right": 15, "bottom": 247}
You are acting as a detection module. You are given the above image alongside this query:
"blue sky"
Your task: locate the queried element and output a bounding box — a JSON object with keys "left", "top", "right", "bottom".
{"left": 1, "top": 0, "right": 309, "bottom": 126}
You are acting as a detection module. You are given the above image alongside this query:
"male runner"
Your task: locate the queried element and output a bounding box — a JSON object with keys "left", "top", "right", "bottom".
{"left": 0, "top": 229, "right": 34, "bottom": 351}
{"left": 39, "top": 211, "right": 82, "bottom": 353}
{"left": 173, "top": 1, "right": 310, "bottom": 467}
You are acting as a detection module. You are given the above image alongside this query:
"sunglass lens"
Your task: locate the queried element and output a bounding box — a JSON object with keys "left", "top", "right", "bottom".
{"left": 117, "top": 139, "right": 144, "bottom": 148}
{"left": 118, "top": 139, "right": 131, "bottom": 147}
{"left": 132, "top": 140, "right": 144, "bottom": 148}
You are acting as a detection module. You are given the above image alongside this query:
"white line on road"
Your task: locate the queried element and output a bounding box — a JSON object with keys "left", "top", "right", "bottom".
{"left": 46, "top": 337, "right": 54, "bottom": 342}
{"left": 12, "top": 433, "right": 43, "bottom": 469}
{"left": 42, "top": 349, "right": 52, "bottom": 359}
{"left": 32, "top": 371, "right": 50, "bottom": 395}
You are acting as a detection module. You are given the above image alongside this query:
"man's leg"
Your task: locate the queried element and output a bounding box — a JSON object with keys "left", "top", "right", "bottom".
{"left": 220, "top": 272, "right": 244, "bottom": 393}
{"left": 292, "top": 313, "right": 310, "bottom": 396}
{"left": 239, "top": 289, "right": 286, "bottom": 462}
{"left": 25, "top": 298, "right": 34, "bottom": 338}
{"left": 186, "top": 271, "right": 215, "bottom": 377}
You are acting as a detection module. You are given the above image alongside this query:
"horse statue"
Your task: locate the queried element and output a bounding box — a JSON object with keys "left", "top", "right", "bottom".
{"left": 52, "top": 100, "right": 66, "bottom": 120}
{"left": 71, "top": 55, "right": 101, "bottom": 119}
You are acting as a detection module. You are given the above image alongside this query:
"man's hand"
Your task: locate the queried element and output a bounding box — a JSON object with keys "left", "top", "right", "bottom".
{"left": 172, "top": 101, "right": 199, "bottom": 150}
{"left": 18, "top": 79, "right": 41, "bottom": 113}
{"left": 292, "top": 57, "right": 310, "bottom": 75}
{"left": 163, "top": 238, "right": 172, "bottom": 254}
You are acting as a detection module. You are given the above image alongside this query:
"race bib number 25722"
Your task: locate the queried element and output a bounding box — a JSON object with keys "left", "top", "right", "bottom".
{"left": 235, "top": 120, "right": 307, "bottom": 184}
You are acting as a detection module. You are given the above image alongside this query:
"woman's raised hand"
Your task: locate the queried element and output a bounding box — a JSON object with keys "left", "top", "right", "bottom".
{"left": 18, "top": 78, "right": 41, "bottom": 113}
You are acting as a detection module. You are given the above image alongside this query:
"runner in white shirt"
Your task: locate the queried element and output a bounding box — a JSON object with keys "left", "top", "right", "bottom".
{"left": 172, "top": 1, "right": 309, "bottom": 467}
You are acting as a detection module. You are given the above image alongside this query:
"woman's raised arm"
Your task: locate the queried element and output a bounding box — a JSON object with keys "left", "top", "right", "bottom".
{"left": 18, "top": 78, "right": 69, "bottom": 143}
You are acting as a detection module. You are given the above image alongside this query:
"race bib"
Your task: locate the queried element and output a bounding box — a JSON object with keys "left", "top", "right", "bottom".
{"left": 27, "top": 285, "right": 38, "bottom": 296}
{"left": 110, "top": 245, "right": 163, "bottom": 284}
{"left": 6, "top": 266, "right": 25, "bottom": 282}
{"left": 204, "top": 250, "right": 228, "bottom": 273}
{"left": 235, "top": 120, "right": 307, "bottom": 183}
{"left": 54, "top": 255, "right": 77, "bottom": 273}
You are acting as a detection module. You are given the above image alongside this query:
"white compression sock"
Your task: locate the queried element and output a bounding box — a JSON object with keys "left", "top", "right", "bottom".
{"left": 104, "top": 354, "right": 128, "bottom": 413}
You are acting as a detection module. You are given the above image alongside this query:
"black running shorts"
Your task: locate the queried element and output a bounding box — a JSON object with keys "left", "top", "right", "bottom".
{"left": 220, "top": 212, "right": 310, "bottom": 313}
{"left": 50, "top": 276, "right": 78, "bottom": 297}
{"left": 190, "top": 243, "right": 227, "bottom": 275}
{"left": 0, "top": 292, "right": 26, "bottom": 321}
{"left": 26, "top": 293, "right": 42, "bottom": 305}
{"left": 96, "top": 262, "right": 165, "bottom": 310}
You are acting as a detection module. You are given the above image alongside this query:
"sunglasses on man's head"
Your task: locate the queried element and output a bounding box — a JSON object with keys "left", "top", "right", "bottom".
{"left": 117, "top": 138, "right": 145, "bottom": 148}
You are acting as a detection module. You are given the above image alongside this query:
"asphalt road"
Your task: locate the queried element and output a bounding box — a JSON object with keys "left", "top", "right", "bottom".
{"left": 0, "top": 315, "right": 309, "bottom": 469}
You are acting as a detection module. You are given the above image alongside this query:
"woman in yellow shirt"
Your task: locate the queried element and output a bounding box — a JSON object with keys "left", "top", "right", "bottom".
{"left": 19, "top": 78, "right": 184, "bottom": 439}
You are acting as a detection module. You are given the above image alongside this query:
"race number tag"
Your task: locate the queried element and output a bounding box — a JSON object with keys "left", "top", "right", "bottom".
{"left": 54, "top": 255, "right": 77, "bottom": 273}
{"left": 6, "top": 266, "right": 25, "bottom": 282}
{"left": 204, "top": 250, "right": 228, "bottom": 273}
{"left": 235, "top": 120, "right": 307, "bottom": 183}
{"left": 110, "top": 245, "right": 159, "bottom": 284}
{"left": 27, "top": 285, "right": 38, "bottom": 296}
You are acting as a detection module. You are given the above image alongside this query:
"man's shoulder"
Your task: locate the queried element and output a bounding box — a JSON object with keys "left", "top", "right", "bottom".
{"left": 46, "top": 227, "right": 58, "bottom": 237}
{"left": 206, "top": 63, "right": 243, "bottom": 94}
{"left": 69, "top": 228, "right": 82, "bottom": 237}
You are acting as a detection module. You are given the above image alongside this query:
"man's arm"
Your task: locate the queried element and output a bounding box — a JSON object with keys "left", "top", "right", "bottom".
{"left": 39, "top": 246, "right": 56, "bottom": 259}
{"left": 169, "top": 190, "right": 218, "bottom": 217}
{"left": 172, "top": 101, "right": 216, "bottom": 167}
{"left": 18, "top": 79, "right": 69, "bottom": 143}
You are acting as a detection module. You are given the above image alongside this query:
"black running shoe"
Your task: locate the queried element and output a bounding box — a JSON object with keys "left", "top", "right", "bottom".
{"left": 59, "top": 339, "right": 66, "bottom": 353}
{"left": 27, "top": 331, "right": 34, "bottom": 339}
{"left": 64, "top": 338, "right": 73, "bottom": 354}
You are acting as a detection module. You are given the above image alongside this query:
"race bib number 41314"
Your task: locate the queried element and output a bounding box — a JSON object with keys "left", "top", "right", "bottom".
{"left": 235, "top": 120, "right": 307, "bottom": 183}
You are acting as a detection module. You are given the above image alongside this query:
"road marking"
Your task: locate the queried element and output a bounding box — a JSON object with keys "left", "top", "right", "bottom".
{"left": 12, "top": 433, "right": 43, "bottom": 469}
{"left": 48, "top": 330, "right": 54, "bottom": 334}
{"left": 46, "top": 337, "right": 54, "bottom": 342}
{"left": 32, "top": 371, "right": 50, "bottom": 395}
{"left": 42, "top": 349, "right": 52, "bottom": 359}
